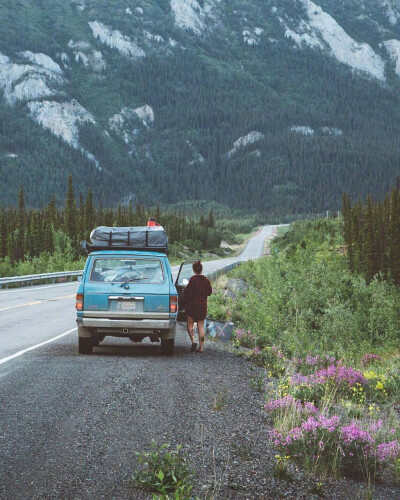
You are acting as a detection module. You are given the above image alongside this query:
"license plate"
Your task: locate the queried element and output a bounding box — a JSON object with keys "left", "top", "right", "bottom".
{"left": 118, "top": 301, "right": 136, "bottom": 311}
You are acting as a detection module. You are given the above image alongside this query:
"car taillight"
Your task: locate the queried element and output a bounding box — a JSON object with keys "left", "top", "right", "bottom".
{"left": 76, "top": 293, "right": 84, "bottom": 311}
{"left": 170, "top": 295, "right": 178, "bottom": 313}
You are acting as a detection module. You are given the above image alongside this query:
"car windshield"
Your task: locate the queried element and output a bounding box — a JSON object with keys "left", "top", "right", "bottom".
{"left": 90, "top": 258, "right": 164, "bottom": 283}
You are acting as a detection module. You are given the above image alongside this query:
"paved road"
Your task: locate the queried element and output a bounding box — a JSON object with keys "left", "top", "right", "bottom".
{"left": 1, "top": 225, "right": 398, "bottom": 500}
{"left": 0, "top": 226, "right": 277, "bottom": 365}
{"left": 0, "top": 225, "right": 277, "bottom": 500}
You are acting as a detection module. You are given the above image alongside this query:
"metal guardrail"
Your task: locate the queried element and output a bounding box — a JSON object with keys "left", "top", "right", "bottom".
{"left": 206, "top": 261, "right": 241, "bottom": 281}
{"left": 0, "top": 270, "right": 83, "bottom": 289}
{"left": 0, "top": 261, "right": 240, "bottom": 290}
{"left": 0, "top": 252, "right": 246, "bottom": 291}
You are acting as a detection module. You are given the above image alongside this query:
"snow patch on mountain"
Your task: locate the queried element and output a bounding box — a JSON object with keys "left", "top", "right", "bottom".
{"left": 170, "top": 0, "right": 217, "bottom": 34}
{"left": 19, "top": 51, "right": 62, "bottom": 74}
{"left": 109, "top": 105, "right": 154, "bottom": 143}
{"left": 68, "top": 40, "right": 91, "bottom": 50}
{"left": 28, "top": 99, "right": 95, "bottom": 147}
{"left": 226, "top": 131, "right": 264, "bottom": 157}
{"left": 382, "top": 39, "right": 400, "bottom": 75}
{"left": 28, "top": 99, "right": 100, "bottom": 168}
{"left": 188, "top": 153, "right": 205, "bottom": 166}
{"left": 290, "top": 125, "right": 343, "bottom": 136}
{"left": 284, "top": 23, "right": 323, "bottom": 49}
{"left": 380, "top": 1, "right": 399, "bottom": 25}
{"left": 58, "top": 52, "right": 70, "bottom": 64}
{"left": 134, "top": 105, "right": 154, "bottom": 126}
{"left": 171, "top": 0, "right": 205, "bottom": 34}
{"left": 290, "top": 125, "right": 315, "bottom": 135}
{"left": 284, "top": 0, "right": 386, "bottom": 81}
{"left": 71, "top": 0, "right": 86, "bottom": 12}
{"left": 89, "top": 21, "right": 145, "bottom": 57}
{"left": 242, "top": 27, "right": 263, "bottom": 46}
{"left": 320, "top": 126, "right": 342, "bottom": 136}
{"left": 76, "top": 50, "right": 106, "bottom": 71}
{"left": 0, "top": 52, "right": 64, "bottom": 104}
{"left": 143, "top": 31, "right": 165, "bottom": 43}
{"left": 68, "top": 40, "right": 106, "bottom": 71}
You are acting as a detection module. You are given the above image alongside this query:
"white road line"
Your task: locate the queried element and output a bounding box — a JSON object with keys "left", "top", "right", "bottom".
{"left": 0, "top": 328, "right": 77, "bottom": 366}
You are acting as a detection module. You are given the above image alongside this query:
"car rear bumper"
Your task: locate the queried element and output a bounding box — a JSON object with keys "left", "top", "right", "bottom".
{"left": 77, "top": 317, "right": 175, "bottom": 331}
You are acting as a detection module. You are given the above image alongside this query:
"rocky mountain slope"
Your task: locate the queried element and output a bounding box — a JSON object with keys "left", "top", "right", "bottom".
{"left": 1, "top": 0, "right": 400, "bottom": 214}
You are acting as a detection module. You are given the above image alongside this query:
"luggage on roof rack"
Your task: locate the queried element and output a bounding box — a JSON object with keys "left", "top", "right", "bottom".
{"left": 81, "top": 226, "right": 168, "bottom": 254}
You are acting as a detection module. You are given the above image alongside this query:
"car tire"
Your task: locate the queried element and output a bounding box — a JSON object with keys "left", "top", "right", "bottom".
{"left": 79, "top": 337, "right": 93, "bottom": 354}
{"left": 92, "top": 332, "right": 100, "bottom": 347}
{"left": 160, "top": 338, "right": 174, "bottom": 355}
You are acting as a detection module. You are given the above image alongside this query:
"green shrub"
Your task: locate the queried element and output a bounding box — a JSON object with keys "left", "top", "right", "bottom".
{"left": 216, "top": 220, "right": 400, "bottom": 359}
{"left": 133, "top": 441, "right": 194, "bottom": 500}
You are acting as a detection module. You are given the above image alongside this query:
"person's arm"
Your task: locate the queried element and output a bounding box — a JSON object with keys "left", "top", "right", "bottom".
{"left": 207, "top": 278, "right": 212, "bottom": 297}
{"left": 183, "top": 278, "right": 194, "bottom": 305}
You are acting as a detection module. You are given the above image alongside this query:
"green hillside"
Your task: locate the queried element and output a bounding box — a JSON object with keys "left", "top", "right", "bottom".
{"left": 1, "top": 0, "right": 400, "bottom": 214}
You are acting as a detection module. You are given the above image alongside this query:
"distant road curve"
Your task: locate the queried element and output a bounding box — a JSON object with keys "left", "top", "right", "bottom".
{"left": 0, "top": 225, "right": 278, "bottom": 366}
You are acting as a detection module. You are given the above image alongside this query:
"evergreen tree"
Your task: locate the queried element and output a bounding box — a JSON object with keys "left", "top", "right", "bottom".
{"left": 64, "top": 175, "right": 77, "bottom": 244}
{"left": 207, "top": 209, "right": 215, "bottom": 228}
{"left": 85, "top": 189, "right": 95, "bottom": 236}
{"left": 389, "top": 186, "right": 400, "bottom": 284}
{"left": 78, "top": 193, "right": 85, "bottom": 243}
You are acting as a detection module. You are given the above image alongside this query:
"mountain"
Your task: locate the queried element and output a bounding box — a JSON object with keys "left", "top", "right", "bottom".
{"left": 1, "top": 0, "right": 400, "bottom": 214}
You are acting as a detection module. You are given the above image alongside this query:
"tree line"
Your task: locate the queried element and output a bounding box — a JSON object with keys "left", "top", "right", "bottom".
{"left": 342, "top": 183, "right": 400, "bottom": 284}
{"left": 0, "top": 176, "right": 220, "bottom": 266}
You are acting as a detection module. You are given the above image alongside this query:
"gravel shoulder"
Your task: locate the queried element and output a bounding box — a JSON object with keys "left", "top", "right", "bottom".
{"left": 0, "top": 324, "right": 399, "bottom": 499}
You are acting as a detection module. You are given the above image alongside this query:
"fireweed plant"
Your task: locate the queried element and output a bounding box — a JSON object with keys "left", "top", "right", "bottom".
{"left": 263, "top": 348, "right": 400, "bottom": 480}
{"left": 207, "top": 220, "right": 400, "bottom": 482}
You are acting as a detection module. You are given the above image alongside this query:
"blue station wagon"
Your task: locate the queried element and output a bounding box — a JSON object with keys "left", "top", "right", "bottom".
{"left": 76, "top": 226, "right": 188, "bottom": 355}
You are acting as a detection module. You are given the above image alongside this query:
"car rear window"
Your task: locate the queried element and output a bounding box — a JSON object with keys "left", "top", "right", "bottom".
{"left": 90, "top": 258, "right": 165, "bottom": 283}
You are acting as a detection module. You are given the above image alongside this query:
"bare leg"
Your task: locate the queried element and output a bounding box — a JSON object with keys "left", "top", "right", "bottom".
{"left": 187, "top": 316, "right": 196, "bottom": 347}
{"left": 197, "top": 320, "right": 205, "bottom": 352}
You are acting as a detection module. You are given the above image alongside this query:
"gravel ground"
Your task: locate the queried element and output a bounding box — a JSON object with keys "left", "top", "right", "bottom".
{"left": 0, "top": 324, "right": 399, "bottom": 499}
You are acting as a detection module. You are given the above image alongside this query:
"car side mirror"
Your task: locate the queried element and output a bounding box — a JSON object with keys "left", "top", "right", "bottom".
{"left": 77, "top": 275, "right": 82, "bottom": 282}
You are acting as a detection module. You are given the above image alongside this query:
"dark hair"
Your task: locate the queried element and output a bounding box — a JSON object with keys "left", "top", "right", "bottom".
{"left": 149, "top": 217, "right": 155, "bottom": 221}
{"left": 192, "top": 260, "right": 203, "bottom": 274}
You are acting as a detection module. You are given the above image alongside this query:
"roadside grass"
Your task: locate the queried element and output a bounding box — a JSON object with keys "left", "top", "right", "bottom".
{"left": 212, "top": 388, "right": 228, "bottom": 411}
{"left": 168, "top": 242, "right": 234, "bottom": 267}
{"left": 133, "top": 440, "right": 196, "bottom": 500}
{"left": 207, "top": 219, "right": 400, "bottom": 485}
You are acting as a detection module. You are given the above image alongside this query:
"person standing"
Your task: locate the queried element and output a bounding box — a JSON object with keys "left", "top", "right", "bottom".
{"left": 183, "top": 261, "right": 212, "bottom": 353}
{"left": 147, "top": 217, "right": 160, "bottom": 227}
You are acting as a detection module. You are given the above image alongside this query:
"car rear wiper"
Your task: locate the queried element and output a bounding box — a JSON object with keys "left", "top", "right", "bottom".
{"left": 120, "top": 277, "right": 149, "bottom": 287}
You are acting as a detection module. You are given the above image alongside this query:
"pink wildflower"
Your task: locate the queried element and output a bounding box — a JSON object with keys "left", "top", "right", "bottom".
{"left": 341, "top": 422, "right": 374, "bottom": 445}
{"left": 369, "top": 419, "right": 383, "bottom": 432}
{"left": 376, "top": 440, "right": 400, "bottom": 462}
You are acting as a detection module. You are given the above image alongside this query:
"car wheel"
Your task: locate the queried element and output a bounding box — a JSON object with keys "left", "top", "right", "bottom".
{"left": 92, "top": 331, "right": 100, "bottom": 347}
{"left": 160, "top": 338, "right": 174, "bottom": 355}
{"left": 79, "top": 337, "right": 93, "bottom": 354}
